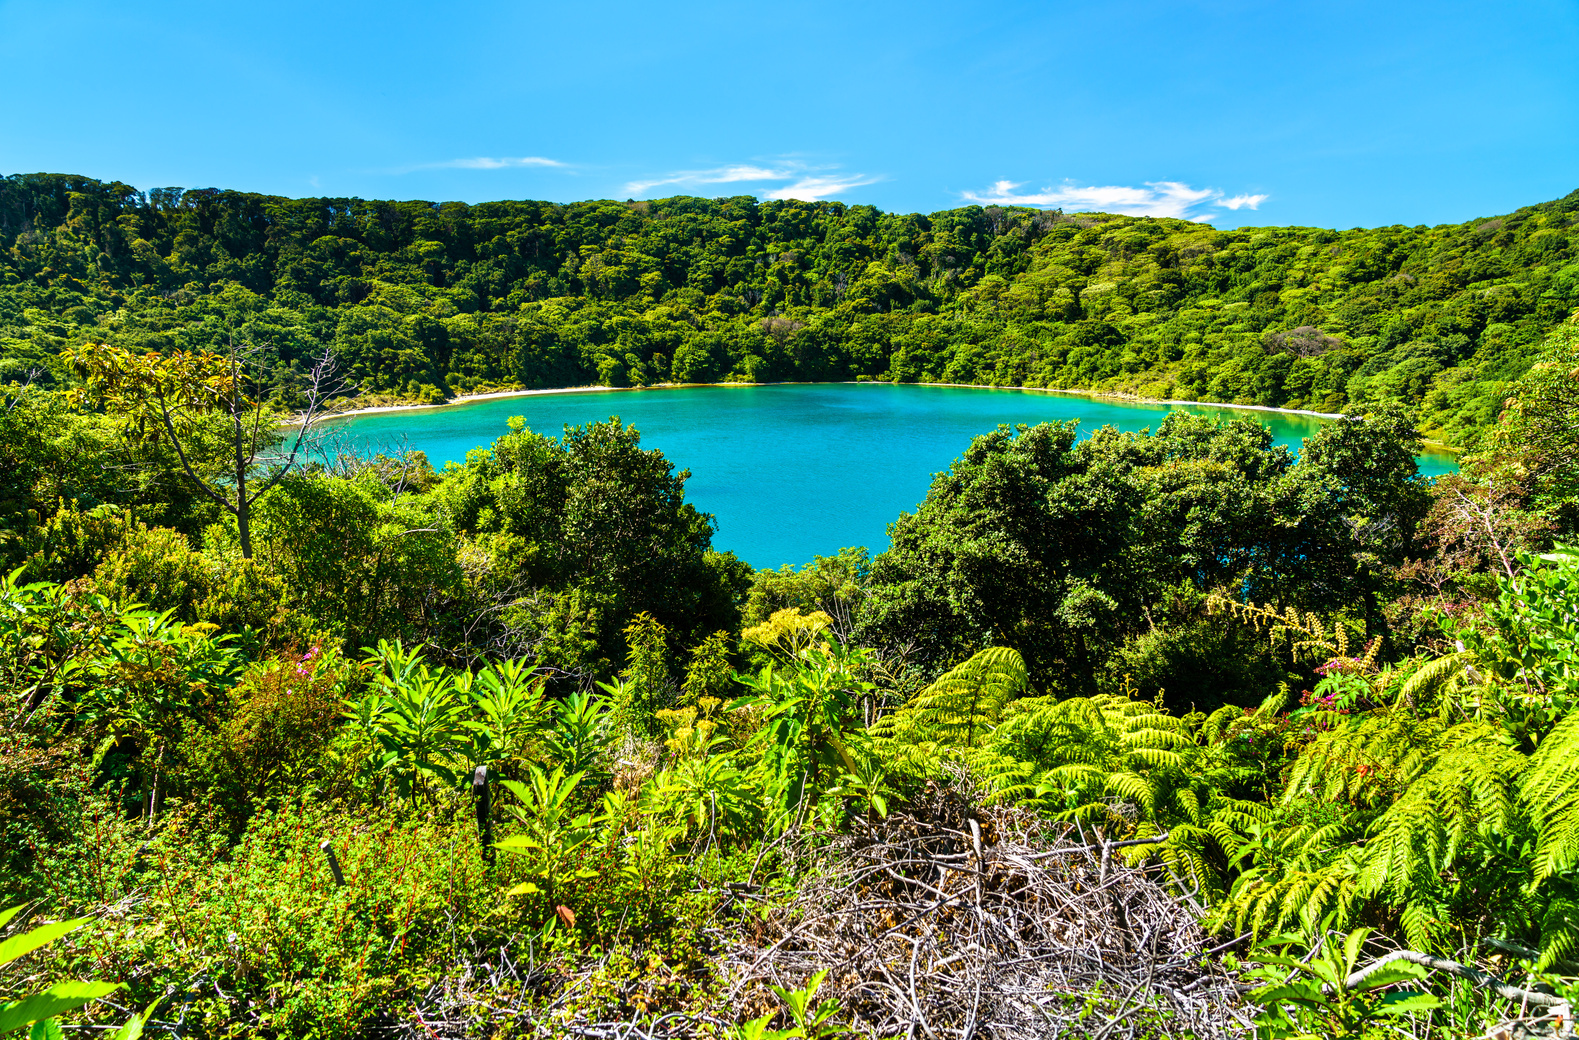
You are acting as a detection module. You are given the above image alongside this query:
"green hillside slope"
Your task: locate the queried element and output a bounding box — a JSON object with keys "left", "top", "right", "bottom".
{"left": 3, "top": 173, "right": 1577, "bottom": 445}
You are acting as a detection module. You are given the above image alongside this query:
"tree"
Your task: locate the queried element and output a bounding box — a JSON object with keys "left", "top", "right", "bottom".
{"left": 857, "top": 412, "right": 1425, "bottom": 700}
{"left": 68, "top": 336, "right": 346, "bottom": 559}
{"left": 436, "top": 417, "right": 746, "bottom": 667}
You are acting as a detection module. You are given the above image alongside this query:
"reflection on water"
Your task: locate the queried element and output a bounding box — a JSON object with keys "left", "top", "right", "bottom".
{"left": 331, "top": 384, "right": 1459, "bottom": 570}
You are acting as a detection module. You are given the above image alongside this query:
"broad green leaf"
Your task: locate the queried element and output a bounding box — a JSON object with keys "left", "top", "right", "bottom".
{"left": 509, "top": 881, "right": 541, "bottom": 896}
{"left": 1305, "top": 960, "right": 1341, "bottom": 988}
{"left": 0, "top": 983, "right": 123, "bottom": 1033}
{"left": 1250, "top": 982, "right": 1324, "bottom": 1005}
{"left": 0, "top": 919, "right": 93, "bottom": 969}
{"left": 111, "top": 999, "right": 161, "bottom": 1040}
{"left": 1342, "top": 927, "right": 1370, "bottom": 971}
{"left": 495, "top": 835, "right": 543, "bottom": 851}
{"left": 1350, "top": 961, "right": 1428, "bottom": 992}
{"left": 1376, "top": 991, "right": 1442, "bottom": 1015}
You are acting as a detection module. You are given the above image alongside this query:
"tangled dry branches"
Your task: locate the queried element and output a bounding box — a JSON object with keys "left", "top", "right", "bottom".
{"left": 715, "top": 796, "right": 1252, "bottom": 1039}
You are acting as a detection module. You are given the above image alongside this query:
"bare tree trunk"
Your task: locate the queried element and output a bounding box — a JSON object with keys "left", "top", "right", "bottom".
{"left": 139, "top": 340, "right": 349, "bottom": 562}
{"left": 234, "top": 399, "right": 254, "bottom": 559}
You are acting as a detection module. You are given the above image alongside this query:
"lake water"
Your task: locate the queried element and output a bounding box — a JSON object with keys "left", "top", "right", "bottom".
{"left": 330, "top": 383, "right": 1460, "bottom": 570}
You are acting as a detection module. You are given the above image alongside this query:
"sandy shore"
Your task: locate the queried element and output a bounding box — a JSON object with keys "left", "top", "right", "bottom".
{"left": 313, "top": 380, "right": 1348, "bottom": 424}
{"left": 317, "top": 384, "right": 618, "bottom": 420}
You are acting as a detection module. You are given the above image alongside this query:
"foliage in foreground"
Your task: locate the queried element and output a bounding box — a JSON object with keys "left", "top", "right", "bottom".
{"left": 7, "top": 316, "right": 1579, "bottom": 1036}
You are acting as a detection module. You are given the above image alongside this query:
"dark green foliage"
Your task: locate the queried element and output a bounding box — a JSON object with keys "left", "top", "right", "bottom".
{"left": 856, "top": 409, "right": 1425, "bottom": 705}
{"left": 436, "top": 416, "right": 749, "bottom": 671}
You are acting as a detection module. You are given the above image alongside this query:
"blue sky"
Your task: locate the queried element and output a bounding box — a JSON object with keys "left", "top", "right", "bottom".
{"left": 2, "top": 0, "right": 1576, "bottom": 230}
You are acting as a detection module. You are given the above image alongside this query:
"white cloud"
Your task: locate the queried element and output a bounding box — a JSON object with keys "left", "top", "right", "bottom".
{"left": 624, "top": 161, "right": 879, "bottom": 201}
{"left": 436, "top": 156, "right": 566, "bottom": 169}
{"left": 962, "top": 179, "right": 1268, "bottom": 220}
{"left": 623, "top": 165, "right": 792, "bottom": 195}
{"left": 763, "top": 174, "right": 881, "bottom": 201}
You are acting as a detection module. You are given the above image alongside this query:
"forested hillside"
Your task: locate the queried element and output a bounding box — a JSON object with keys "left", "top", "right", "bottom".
{"left": 4, "top": 173, "right": 1578, "bottom": 445}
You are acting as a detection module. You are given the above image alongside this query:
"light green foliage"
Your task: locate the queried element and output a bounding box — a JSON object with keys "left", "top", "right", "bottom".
{"left": 1487, "top": 313, "right": 1579, "bottom": 513}
{"left": 873, "top": 645, "right": 1276, "bottom": 894}
{"left": 256, "top": 471, "right": 467, "bottom": 650}
{"left": 1215, "top": 549, "right": 1579, "bottom": 967}
{"left": 1223, "top": 708, "right": 1525, "bottom": 951}
{"left": 649, "top": 743, "right": 757, "bottom": 839}
{"left": 1460, "top": 546, "right": 1579, "bottom": 728}
{"left": 465, "top": 655, "right": 546, "bottom": 768}
{"left": 873, "top": 645, "right": 1026, "bottom": 752}
{"left": 356, "top": 641, "right": 471, "bottom": 800}
{"left": 59, "top": 604, "right": 241, "bottom": 826}
{"left": 602, "top": 613, "right": 674, "bottom": 737}
{"left": 682, "top": 630, "right": 736, "bottom": 704}
{"left": 498, "top": 765, "right": 601, "bottom": 901}
{"left": 66, "top": 335, "right": 333, "bottom": 562}
{"left": 742, "top": 548, "right": 869, "bottom": 637}
{"left": 735, "top": 970, "right": 851, "bottom": 1039}
{"left": 9, "top": 263, "right": 1579, "bottom": 1034}
{"left": 182, "top": 642, "right": 350, "bottom": 828}
{"left": 0, "top": 569, "right": 120, "bottom": 729}
{"left": 733, "top": 638, "right": 873, "bottom": 829}
{"left": 538, "top": 689, "right": 615, "bottom": 779}
{"left": 348, "top": 640, "right": 564, "bottom": 801}
{"left": 31, "top": 803, "right": 500, "bottom": 1038}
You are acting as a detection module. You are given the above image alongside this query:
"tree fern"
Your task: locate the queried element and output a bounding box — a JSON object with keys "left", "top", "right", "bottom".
{"left": 871, "top": 646, "right": 1027, "bottom": 755}
{"left": 1394, "top": 650, "right": 1476, "bottom": 715}
{"left": 1222, "top": 714, "right": 1523, "bottom": 949}
{"left": 1521, "top": 711, "right": 1579, "bottom": 883}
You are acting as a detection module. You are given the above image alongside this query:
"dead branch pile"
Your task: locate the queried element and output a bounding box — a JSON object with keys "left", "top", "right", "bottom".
{"left": 717, "top": 796, "right": 1253, "bottom": 1039}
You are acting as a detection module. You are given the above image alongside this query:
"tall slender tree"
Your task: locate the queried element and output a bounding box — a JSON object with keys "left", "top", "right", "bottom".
{"left": 69, "top": 336, "right": 347, "bottom": 558}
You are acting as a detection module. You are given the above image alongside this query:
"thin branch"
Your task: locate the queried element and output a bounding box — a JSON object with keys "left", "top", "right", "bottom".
{"left": 1344, "top": 949, "right": 1566, "bottom": 1008}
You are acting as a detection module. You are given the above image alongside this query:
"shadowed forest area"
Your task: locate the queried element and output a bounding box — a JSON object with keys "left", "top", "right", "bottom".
{"left": 6, "top": 176, "right": 1579, "bottom": 1039}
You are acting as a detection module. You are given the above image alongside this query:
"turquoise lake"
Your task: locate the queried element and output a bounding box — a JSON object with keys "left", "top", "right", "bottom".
{"left": 330, "top": 383, "right": 1460, "bottom": 570}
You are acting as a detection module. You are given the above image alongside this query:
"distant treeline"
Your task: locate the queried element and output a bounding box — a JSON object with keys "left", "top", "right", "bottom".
{"left": 3, "top": 173, "right": 1578, "bottom": 444}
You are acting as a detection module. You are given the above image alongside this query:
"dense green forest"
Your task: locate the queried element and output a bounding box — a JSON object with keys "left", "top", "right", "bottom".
{"left": 4, "top": 173, "right": 1579, "bottom": 446}
{"left": 8, "top": 174, "right": 1579, "bottom": 1038}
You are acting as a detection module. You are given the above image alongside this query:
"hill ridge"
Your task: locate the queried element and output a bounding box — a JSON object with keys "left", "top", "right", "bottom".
{"left": 4, "top": 172, "right": 1577, "bottom": 445}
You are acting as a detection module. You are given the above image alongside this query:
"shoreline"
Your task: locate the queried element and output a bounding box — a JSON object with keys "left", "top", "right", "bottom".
{"left": 312, "top": 379, "right": 1350, "bottom": 424}
{"left": 317, "top": 383, "right": 621, "bottom": 420}
{"left": 310, "top": 379, "right": 1463, "bottom": 461}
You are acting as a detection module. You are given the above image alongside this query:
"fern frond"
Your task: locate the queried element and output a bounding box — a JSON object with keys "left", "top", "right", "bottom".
{"left": 1399, "top": 900, "right": 1446, "bottom": 953}
{"left": 1121, "top": 726, "right": 1192, "bottom": 749}
{"left": 875, "top": 646, "right": 1028, "bottom": 749}
{"left": 1123, "top": 746, "right": 1186, "bottom": 771}
{"left": 1396, "top": 651, "right": 1474, "bottom": 708}
{"left": 1104, "top": 770, "right": 1155, "bottom": 809}
{"left": 1538, "top": 895, "right": 1579, "bottom": 970}
{"left": 1522, "top": 713, "right": 1579, "bottom": 884}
